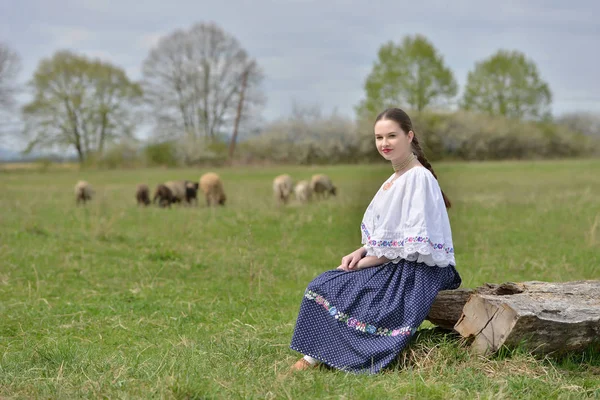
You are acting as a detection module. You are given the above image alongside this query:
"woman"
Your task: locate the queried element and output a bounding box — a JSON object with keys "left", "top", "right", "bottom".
{"left": 289, "top": 108, "right": 462, "bottom": 374}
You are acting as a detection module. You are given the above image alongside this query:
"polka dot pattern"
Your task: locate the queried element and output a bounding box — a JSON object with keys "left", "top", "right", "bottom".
{"left": 290, "top": 260, "right": 462, "bottom": 374}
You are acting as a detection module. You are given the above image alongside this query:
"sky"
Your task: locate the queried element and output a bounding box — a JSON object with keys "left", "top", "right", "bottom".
{"left": 1, "top": 0, "right": 599, "bottom": 149}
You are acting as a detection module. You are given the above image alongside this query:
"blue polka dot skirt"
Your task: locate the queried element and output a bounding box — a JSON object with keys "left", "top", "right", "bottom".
{"left": 290, "top": 259, "right": 462, "bottom": 374}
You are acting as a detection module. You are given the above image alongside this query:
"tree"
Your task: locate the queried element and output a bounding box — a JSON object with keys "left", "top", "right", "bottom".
{"left": 556, "top": 112, "right": 600, "bottom": 137}
{"left": 228, "top": 61, "right": 255, "bottom": 161}
{"left": 0, "top": 42, "right": 21, "bottom": 111}
{"left": 461, "top": 50, "right": 552, "bottom": 120}
{"left": 0, "top": 43, "right": 22, "bottom": 143}
{"left": 242, "top": 103, "right": 360, "bottom": 164}
{"left": 21, "top": 51, "right": 142, "bottom": 163}
{"left": 356, "top": 34, "right": 457, "bottom": 117}
{"left": 0, "top": 42, "right": 22, "bottom": 138}
{"left": 142, "top": 22, "right": 264, "bottom": 141}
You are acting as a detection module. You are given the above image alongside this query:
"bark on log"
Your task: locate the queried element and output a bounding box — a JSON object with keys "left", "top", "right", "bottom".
{"left": 427, "top": 289, "right": 473, "bottom": 329}
{"left": 453, "top": 280, "right": 600, "bottom": 355}
{"left": 427, "top": 283, "right": 525, "bottom": 329}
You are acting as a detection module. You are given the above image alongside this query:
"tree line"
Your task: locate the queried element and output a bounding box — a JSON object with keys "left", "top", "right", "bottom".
{"left": 357, "top": 35, "right": 552, "bottom": 121}
{"left": 0, "top": 24, "right": 598, "bottom": 165}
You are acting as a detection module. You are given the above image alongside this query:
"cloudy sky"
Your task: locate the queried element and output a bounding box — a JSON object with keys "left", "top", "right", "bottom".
{"left": 1, "top": 0, "right": 599, "bottom": 129}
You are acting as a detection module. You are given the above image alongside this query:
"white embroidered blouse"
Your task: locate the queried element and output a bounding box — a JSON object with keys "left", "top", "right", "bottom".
{"left": 361, "top": 166, "right": 456, "bottom": 267}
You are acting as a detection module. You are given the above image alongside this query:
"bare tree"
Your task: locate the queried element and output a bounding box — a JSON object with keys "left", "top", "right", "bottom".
{"left": 142, "top": 22, "right": 264, "bottom": 141}
{"left": 0, "top": 42, "right": 22, "bottom": 111}
{"left": 241, "top": 103, "right": 360, "bottom": 164}
{"left": 556, "top": 112, "right": 600, "bottom": 137}
{"left": 228, "top": 61, "right": 255, "bottom": 161}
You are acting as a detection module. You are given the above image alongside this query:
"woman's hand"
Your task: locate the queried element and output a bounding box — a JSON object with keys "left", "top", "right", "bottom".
{"left": 338, "top": 254, "right": 391, "bottom": 271}
{"left": 337, "top": 247, "right": 367, "bottom": 271}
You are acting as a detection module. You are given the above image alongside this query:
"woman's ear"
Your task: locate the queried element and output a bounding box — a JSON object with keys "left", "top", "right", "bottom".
{"left": 407, "top": 130, "right": 414, "bottom": 143}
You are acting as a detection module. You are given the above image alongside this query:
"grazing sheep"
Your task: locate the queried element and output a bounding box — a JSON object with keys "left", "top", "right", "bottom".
{"left": 135, "top": 184, "right": 151, "bottom": 206}
{"left": 74, "top": 180, "right": 94, "bottom": 205}
{"left": 153, "top": 184, "right": 174, "bottom": 208}
{"left": 199, "top": 172, "right": 226, "bottom": 207}
{"left": 273, "top": 174, "right": 294, "bottom": 205}
{"left": 184, "top": 180, "right": 199, "bottom": 206}
{"left": 294, "top": 180, "right": 312, "bottom": 204}
{"left": 164, "top": 180, "right": 187, "bottom": 204}
{"left": 311, "top": 174, "right": 337, "bottom": 200}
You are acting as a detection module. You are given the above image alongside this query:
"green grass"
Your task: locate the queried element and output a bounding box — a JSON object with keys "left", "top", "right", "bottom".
{"left": 1, "top": 160, "right": 599, "bottom": 399}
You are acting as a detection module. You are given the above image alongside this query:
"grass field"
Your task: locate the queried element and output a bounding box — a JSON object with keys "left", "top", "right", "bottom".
{"left": 1, "top": 159, "right": 599, "bottom": 399}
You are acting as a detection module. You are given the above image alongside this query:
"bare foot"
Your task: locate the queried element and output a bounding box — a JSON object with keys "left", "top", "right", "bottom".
{"left": 290, "top": 358, "right": 318, "bottom": 371}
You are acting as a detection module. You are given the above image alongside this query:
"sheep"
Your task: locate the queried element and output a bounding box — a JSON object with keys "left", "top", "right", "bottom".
{"left": 164, "top": 180, "right": 187, "bottom": 204}
{"left": 135, "top": 184, "right": 151, "bottom": 206}
{"left": 273, "top": 174, "right": 294, "bottom": 205}
{"left": 153, "top": 184, "right": 174, "bottom": 208}
{"left": 199, "top": 172, "right": 226, "bottom": 207}
{"left": 74, "top": 180, "right": 94, "bottom": 205}
{"left": 294, "top": 180, "right": 312, "bottom": 204}
{"left": 310, "top": 174, "right": 337, "bottom": 200}
{"left": 184, "top": 180, "right": 199, "bottom": 206}
{"left": 162, "top": 180, "right": 196, "bottom": 206}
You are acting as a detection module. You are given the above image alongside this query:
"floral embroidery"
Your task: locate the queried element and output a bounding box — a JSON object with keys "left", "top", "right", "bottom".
{"left": 361, "top": 223, "right": 454, "bottom": 254}
{"left": 304, "top": 289, "right": 415, "bottom": 337}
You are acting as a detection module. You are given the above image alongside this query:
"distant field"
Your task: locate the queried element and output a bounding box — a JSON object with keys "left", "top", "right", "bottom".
{"left": 1, "top": 160, "right": 599, "bottom": 398}
{"left": 0, "top": 161, "right": 79, "bottom": 171}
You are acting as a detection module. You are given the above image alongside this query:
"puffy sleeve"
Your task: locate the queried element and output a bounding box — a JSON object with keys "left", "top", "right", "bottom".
{"left": 361, "top": 167, "right": 455, "bottom": 267}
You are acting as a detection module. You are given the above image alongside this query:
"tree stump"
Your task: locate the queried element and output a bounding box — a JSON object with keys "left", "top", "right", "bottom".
{"left": 452, "top": 280, "right": 600, "bottom": 355}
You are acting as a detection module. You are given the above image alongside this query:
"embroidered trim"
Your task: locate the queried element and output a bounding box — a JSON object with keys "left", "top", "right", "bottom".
{"left": 361, "top": 223, "right": 454, "bottom": 254}
{"left": 304, "top": 289, "right": 415, "bottom": 337}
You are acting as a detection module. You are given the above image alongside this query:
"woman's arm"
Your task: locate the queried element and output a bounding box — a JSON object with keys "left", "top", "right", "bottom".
{"left": 354, "top": 255, "right": 390, "bottom": 270}
{"left": 337, "top": 246, "right": 367, "bottom": 271}
{"left": 337, "top": 249, "right": 391, "bottom": 271}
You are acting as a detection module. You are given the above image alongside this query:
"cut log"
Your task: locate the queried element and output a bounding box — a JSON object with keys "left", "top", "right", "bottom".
{"left": 427, "top": 282, "right": 525, "bottom": 329}
{"left": 427, "top": 289, "right": 473, "bottom": 329}
{"left": 453, "top": 280, "right": 600, "bottom": 355}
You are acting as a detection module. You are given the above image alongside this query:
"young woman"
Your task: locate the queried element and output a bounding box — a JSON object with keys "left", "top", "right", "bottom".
{"left": 289, "top": 108, "right": 462, "bottom": 373}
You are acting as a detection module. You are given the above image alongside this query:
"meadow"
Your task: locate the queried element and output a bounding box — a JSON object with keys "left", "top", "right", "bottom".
{"left": 0, "top": 159, "right": 599, "bottom": 399}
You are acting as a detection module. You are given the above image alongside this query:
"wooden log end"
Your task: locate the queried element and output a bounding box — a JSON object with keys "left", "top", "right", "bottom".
{"left": 454, "top": 295, "right": 519, "bottom": 355}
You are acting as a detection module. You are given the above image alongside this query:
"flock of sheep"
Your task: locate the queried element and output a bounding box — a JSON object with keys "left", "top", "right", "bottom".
{"left": 272, "top": 173, "right": 337, "bottom": 205}
{"left": 73, "top": 172, "right": 337, "bottom": 208}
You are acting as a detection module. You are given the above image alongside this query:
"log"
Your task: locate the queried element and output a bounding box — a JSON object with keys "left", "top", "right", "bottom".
{"left": 427, "top": 289, "right": 473, "bottom": 329}
{"left": 427, "top": 282, "right": 525, "bottom": 329}
{"left": 453, "top": 280, "right": 600, "bottom": 355}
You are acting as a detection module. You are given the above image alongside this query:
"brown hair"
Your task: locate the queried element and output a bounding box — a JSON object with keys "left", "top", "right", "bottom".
{"left": 375, "top": 108, "right": 451, "bottom": 208}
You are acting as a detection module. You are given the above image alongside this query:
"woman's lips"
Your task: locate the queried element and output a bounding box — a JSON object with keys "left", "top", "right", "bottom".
{"left": 382, "top": 149, "right": 392, "bottom": 154}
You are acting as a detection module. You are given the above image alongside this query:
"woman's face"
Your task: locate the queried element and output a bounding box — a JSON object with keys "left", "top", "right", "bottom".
{"left": 374, "top": 118, "right": 414, "bottom": 162}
